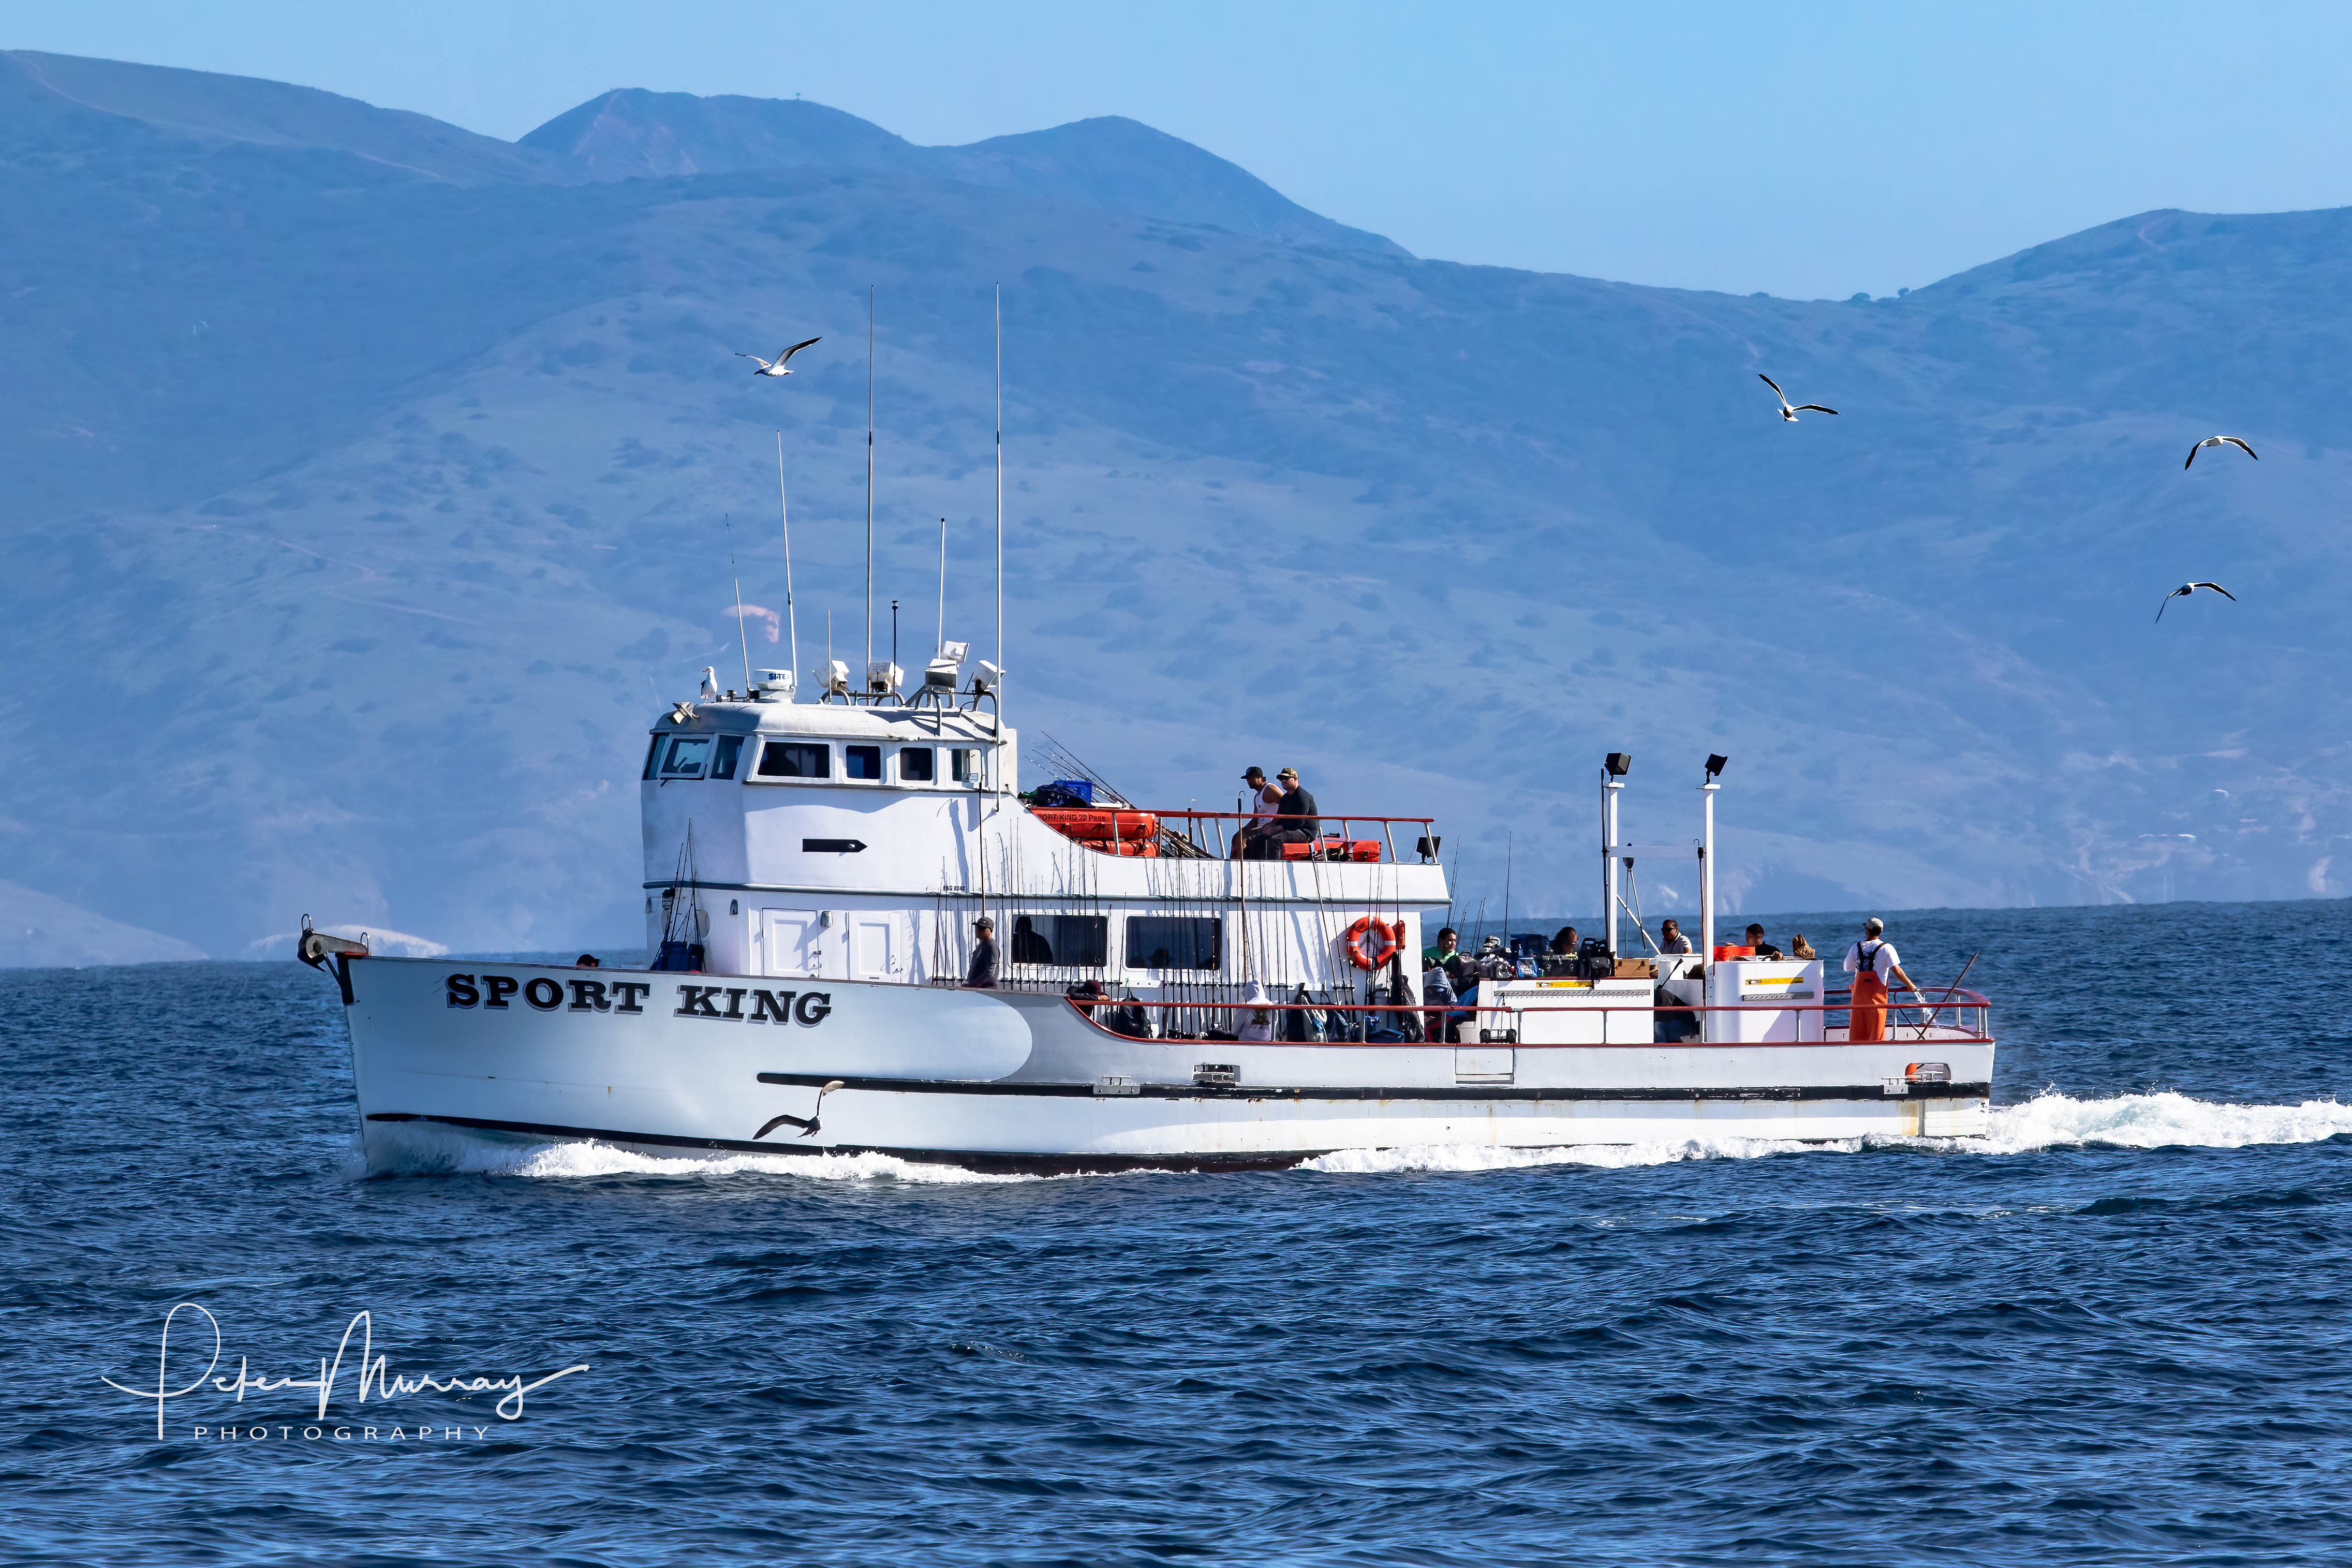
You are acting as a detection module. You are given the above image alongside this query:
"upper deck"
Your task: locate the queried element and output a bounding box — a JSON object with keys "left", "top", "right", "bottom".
{"left": 638, "top": 695, "right": 1450, "bottom": 911}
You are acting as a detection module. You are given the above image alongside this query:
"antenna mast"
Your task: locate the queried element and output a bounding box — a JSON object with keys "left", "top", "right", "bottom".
{"left": 865, "top": 284, "right": 875, "bottom": 682}
{"left": 994, "top": 283, "right": 1004, "bottom": 735}
{"left": 777, "top": 431, "right": 798, "bottom": 686}
{"left": 726, "top": 514, "right": 752, "bottom": 694}
{"left": 936, "top": 516, "right": 946, "bottom": 656}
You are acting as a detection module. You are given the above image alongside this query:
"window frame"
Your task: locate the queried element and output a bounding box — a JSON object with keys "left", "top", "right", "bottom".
{"left": 843, "top": 744, "right": 883, "bottom": 782}
{"left": 752, "top": 740, "right": 832, "bottom": 781}
{"left": 1124, "top": 915, "right": 1221, "bottom": 972}
{"left": 657, "top": 734, "right": 716, "bottom": 780}
{"left": 898, "top": 746, "right": 936, "bottom": 784}
{"left": 1009, "top": 913, "right": 1110, "bottom": 969}
{"left": 711, "top": 734, "right": 744, "bottom": 780}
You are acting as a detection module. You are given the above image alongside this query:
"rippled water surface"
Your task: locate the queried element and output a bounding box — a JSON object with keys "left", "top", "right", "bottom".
{"left": 6, "top": 899, "right": 2352, "bottom": 1565}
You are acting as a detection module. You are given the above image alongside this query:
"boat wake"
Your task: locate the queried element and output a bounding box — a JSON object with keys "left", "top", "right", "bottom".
{"left": 357, "top": 1122, "right": 1031, "bottom": 1184}
{"left": 357, "top": 1091, "right": 2352, "bottom": 1184}
{"left": 1300, "top": 1091, "right": 2352, "bottom": 1175}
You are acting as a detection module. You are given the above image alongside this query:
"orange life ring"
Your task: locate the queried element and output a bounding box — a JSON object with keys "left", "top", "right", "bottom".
{"left": 1344, "top": 916, "right": 1401, "bottom": 971}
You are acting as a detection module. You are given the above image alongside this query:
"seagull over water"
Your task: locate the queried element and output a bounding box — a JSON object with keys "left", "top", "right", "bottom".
{"left": 1759, "top": 374, "right": 1838, "bottom": 422}
{"left": 2155, "top": 582, "right": 2237, "bottom": 623}
{"left": 738, "top": 336, "right": 821, "bottom": 377}
{"left": 2184, "top": 435, "right": 2257, "bottom": 469}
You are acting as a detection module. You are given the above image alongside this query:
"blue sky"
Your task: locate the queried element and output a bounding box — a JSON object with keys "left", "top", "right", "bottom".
{"left": 14, "top": 1, "right": 2352, "bottom": 298}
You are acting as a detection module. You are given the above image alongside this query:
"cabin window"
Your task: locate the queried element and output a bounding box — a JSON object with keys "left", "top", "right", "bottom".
{"left": 950, "top": 748, "right": 983, "bottom": 783}
{"left": 642, "top": 735, "right": 663, "bottom": 780}
{"left": 659, "top": 736, "right": 713, "bottom": 778}
{"left": 1126, "top": 916, "right": 1220, "bottom": 971}
{"left": 711, "top": 735, "right": 744, "bottom": 780}
{"left": 1011, "top": 914, "right": 1108, "bottom": 967}
{"left": 899, "top": 747, "right": 935, "bottom": 783}
{"left": 845, "top": 745, "right": 882, "bottom": 780}
{"left": 756, "top": 741, "right": 830, "bottom": 779}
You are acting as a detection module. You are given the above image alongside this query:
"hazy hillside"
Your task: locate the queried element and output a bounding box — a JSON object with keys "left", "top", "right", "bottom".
{"left": 1, "top": 50, "right": 2345, "bottom": 955}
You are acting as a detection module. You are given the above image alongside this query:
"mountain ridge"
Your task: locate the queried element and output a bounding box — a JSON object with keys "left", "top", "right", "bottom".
{"left": 0, "top": 52, "right": 2345, "bottom": 954}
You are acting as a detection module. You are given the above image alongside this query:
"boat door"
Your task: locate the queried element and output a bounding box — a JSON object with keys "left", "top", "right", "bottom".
{"left": 851, "top": 914, "right": 904, "bottom": 982}
{"left": 759, "top": 908, "right": 844, "bottom": 980}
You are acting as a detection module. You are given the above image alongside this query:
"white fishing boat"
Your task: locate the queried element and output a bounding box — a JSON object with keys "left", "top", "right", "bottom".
{"left": 309, "top": 667, "right": 1994, "bottom": 1174}
{"left": 309, "top": 300, "right": 1992, "bottom": 1173}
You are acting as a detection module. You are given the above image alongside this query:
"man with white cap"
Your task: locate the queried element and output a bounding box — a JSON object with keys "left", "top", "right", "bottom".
{"left": 1843, "top": 918, "right": 1920, "bottom": 1042}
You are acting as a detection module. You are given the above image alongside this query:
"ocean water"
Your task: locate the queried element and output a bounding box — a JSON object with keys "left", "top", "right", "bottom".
{"left": 5, "top": 898, "right": 2351, "bottom": 1566}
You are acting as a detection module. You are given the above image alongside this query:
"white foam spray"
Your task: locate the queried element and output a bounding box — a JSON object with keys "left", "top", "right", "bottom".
{"left": 358, "top": 1091, "right": 2352, "bottom": 1185}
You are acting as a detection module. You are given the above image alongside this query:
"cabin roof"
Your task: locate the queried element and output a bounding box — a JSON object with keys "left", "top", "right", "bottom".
{"left": 648, "top": 701, "right": 1009, "bottom": 742}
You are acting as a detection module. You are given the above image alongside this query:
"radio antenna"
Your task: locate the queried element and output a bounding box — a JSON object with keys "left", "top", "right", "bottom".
{"left": 725, "top": 513, "right": 752, "bottom": 694}
{"left": 776, "top": 430, "right": 798, "bottom": 684}
{"left": 994, "top": 283, "right": 1004, "bottom": 734}
{"left": 936, "top": 515, "right": 946, "bottom": 656}
{"left": 864, "top": 284, "right": 875, "bottom": 680}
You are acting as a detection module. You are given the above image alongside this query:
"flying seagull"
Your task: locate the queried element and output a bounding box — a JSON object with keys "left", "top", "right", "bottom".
{"left": 1759, "top": 374, "right": 1838, "bottom": 422}
{"left": 755, "top": 1080, "right": 847, "bottom": 1140}
{"left": 2184, "top": 435, "right": 2257, "bottom": 469}
{"left": 2155, "top": 582, "right": 2237, "bottom": 623}
{"left": 737, "top": 336, "right": 820, "bottom": 377}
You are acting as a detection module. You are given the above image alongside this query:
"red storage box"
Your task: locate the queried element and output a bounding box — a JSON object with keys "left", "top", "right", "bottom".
{"left": 1712, "top": 944, "right": 1754, "bottom": 961}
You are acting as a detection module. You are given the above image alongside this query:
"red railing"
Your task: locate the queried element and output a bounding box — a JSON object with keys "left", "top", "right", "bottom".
{"left": 1063, "top": 989, "right": 1993, "bottom": 1047}
{"left": 1076, "top": 808, "right": 1439, "bottom": 861}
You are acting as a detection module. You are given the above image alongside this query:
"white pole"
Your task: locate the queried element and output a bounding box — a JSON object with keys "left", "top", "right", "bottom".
{"left": 1604, "top": 775, "right": 1624, "bottom": 957}
{"left": 865, "top": 284, "right": 875, "bottom": 682}
{"left": 1699, "top": 781, "right": 1719, "bottom": 962}
{"left": 1699, "top": 777, "right": 1719, "bottom": 1041}
{"left": 777, "top": 431, "right": 798, "bottom": 693}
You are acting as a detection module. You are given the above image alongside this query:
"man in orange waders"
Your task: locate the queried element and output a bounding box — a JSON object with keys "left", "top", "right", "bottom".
{"left": 1842, "top": 918, "right": 1920, "bottom": 1042}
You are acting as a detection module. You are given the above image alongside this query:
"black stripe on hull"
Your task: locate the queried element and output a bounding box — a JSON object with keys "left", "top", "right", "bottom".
{"left": 364, "top": 1113, "right": 1323, "bottom": 1174}
{"left": 754, "top": 1072, "right": 1993, "bottom": 1103}
{"left": 364, "top": 1078, "right": 1992, "bottom": 1177}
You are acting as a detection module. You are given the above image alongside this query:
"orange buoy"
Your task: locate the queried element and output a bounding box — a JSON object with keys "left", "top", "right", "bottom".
{"left": 1343, "top": 916, "right": 1401, "bottom": 971}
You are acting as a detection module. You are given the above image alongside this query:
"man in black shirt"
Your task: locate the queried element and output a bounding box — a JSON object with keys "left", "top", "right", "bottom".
{"left": 964, "top": 917, "right": 999, "bottom": 988}
{"left": 1743, "top": 923, "right": 1785, "bottom": 959}
{"left": 1254, "top": 766, "right": 1321, "bottom": 856}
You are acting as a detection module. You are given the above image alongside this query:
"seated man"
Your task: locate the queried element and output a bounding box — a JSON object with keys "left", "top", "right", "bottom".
{"left": 1743, "top": 922, "right": 1785, "bottom": 959}
{"left": 1657, "top": 918, "right": 1693, "bottom": 955}
{"left": 1542, "top": 925, "right": 1580, "bottom": 977}
{"left": 1231, "top": 765, "right": 1281, "bottom": 860}
{"left": 1424, "top": 926, "right": 1463, "bottom": 969}
{"left": 1250, "top": 766, "right": 1320, "bottom": 856}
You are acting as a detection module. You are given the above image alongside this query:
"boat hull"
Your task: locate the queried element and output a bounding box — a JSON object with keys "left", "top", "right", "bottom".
{"left": 342, "top": 957, "right": 1995, "bottom": 1174}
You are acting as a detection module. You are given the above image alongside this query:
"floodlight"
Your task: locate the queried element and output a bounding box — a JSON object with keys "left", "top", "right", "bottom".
{"left": 821, "top": 660, "right": 850, "bottom": 695}
{"left": 939, "top": 640, "right": 970, "bottom": 665}
{"left": 972, "top": 660, "right": 1002, "bottom": 695}
{"left": 866, "top": 660, "right": 903, "bottom": 695}
{"left": 1705, "top": 753, "right": 1729, "bottom": 780}
{"left": 1604, "top": 752, "right": 1632, "bottom": 777}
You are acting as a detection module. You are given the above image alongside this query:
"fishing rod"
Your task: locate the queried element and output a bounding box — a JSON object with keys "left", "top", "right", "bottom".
{"left": 1909, "top": 949, "right": 1981, "bottom": 1040}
